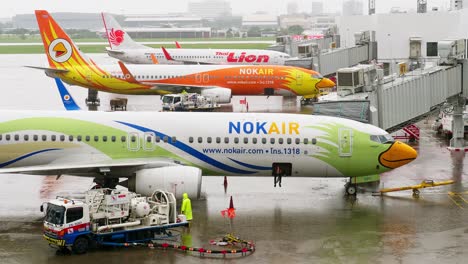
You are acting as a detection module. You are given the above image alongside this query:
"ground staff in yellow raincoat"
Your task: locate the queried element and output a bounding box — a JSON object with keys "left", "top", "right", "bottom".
{"left": 181, "top": 193, "right": 193, "bottom": 221}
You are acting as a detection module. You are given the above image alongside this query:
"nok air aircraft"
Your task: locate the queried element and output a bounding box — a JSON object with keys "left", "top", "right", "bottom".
{"left": 0, "top": 110, "right": 417, "bottom": 197}
{"left": 29, "top": 10, "right": 335, "bottom": 103}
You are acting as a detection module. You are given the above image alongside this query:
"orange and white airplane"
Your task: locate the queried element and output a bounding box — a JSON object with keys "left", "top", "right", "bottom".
{"left": 102, "top": 12, "right": 291, "bottom": 65}
{"left": 31, "top": 10, "right": 335, "bottom": 102}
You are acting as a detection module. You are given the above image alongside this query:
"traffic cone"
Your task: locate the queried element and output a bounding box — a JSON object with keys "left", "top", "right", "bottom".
{"left": 229, "top": 196, "right": 234, "bottom": 210}
{"left": 224, "top": 176, "right": 228, "bottom": 187}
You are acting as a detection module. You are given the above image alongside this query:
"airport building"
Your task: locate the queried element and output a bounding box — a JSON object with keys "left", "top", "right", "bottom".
{"left": 12, "top": 13, "right": 103, "bottom": 30}
{"left": 123, "top": 14, "right": 203, "bottom": 28}
{"left": 188, "top": 0, "right": 232, "bottom": 19}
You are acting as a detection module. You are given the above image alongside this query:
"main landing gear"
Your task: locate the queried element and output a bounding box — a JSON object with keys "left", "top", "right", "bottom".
{"left": 93, "top": 177, "right": 119, "bottom": 189}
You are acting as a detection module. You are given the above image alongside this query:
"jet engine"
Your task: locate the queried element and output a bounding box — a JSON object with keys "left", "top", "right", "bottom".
{"left": 201, "top": 88, "right": 232, "bottom": 104}
{"left": 130, "top": 166, "right": 203, "bottom": 199}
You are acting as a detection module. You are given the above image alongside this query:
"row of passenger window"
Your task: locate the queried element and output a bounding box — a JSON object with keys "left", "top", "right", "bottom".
{"left": 0, "top": 134, "right": 317, "bottom": 145}
{"left": 104, "top": 74, "right": 286, "bottom": 81}
{"left": 188, "top": 136, "right": 317, "bottom": 145}
{"left": 0, "top": 134, "right": 176, "bottom": 143}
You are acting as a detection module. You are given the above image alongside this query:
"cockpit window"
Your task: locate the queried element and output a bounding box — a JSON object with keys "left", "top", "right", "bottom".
{"left": 370, "top": 134, "right": 394, "bottom": 144}
{"left": 311, "top": 73, "right": 323, "bottom": 79}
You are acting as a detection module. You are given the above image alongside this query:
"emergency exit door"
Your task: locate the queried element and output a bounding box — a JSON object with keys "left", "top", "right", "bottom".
{"left": 338, "top": 128, "right": 353, "bottom": 156}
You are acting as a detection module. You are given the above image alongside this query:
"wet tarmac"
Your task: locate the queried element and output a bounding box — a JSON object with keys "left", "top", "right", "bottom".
{"left": 0, "top": 55, "right": 468, "bottom": 263}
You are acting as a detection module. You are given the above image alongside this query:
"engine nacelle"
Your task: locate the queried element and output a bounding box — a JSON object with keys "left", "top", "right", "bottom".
{"left": 201, "top": 88, "right": 232, "bottom": 103}
{"left": 132, "top": 166, "right": 203, "bottom": 199}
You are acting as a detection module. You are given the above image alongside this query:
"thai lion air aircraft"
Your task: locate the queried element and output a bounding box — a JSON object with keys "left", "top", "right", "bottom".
{"left": 0, "top": 109, "right": 417, "bottom": 198}
{"left": 32, "top": 10, "right": 334, "bottom": 102}
{"left": 101, "top": 13, "right": 292, "bottom": 65}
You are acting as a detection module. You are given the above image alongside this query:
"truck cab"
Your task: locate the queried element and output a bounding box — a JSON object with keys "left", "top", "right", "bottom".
{"left": 42, "top": 198, "right": 91, "bottom": 254}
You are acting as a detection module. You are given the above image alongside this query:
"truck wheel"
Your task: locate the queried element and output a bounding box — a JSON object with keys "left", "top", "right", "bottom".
{"left": 72, "top": 236, "right": 89, "bottom": 254}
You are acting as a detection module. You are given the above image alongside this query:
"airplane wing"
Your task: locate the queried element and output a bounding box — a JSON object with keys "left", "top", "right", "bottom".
{"left": 161, "top": 46, "right": 214, "bottom": 65}
{"left": 0, "top": 158, "right": 180, "bottom": 175}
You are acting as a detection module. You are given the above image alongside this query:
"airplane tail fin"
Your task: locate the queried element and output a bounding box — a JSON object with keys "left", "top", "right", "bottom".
{"left": 175, "top": 41, "right": 182, "bottom": 48}
{"left": 54, "top": 78, "right": 81, "bottom": 111}
{"left": 101, "top": 12, "right": 147, "bottom": 50}
{"left": 35, "top": 10, "right": 91, "bottom": 69}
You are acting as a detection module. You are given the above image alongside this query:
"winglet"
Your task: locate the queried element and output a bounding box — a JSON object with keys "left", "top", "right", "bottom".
{"left": 175, "top": 41, "right": 181, "bottom": 48}
{"left": 161, "top": 46, "right": 174, "bottom": 61}
{"left": 117, "top": 61, "right": 139, "bottom": 83}
{"left": 150, "top": 53, "right": 159, "bottom": 64}
{"left": 54, "top": 78, "right": 81, "bottom": 111}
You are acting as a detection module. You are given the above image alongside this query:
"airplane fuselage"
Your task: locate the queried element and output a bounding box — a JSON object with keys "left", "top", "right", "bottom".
{"left": 0, "top": 111, "right": 417, "bottom": 178}
{"left": 110, "top": 48, "right": 291, "bottom": 65}
{"left": 53, "top": 64, "right": 332, "bottom": 96}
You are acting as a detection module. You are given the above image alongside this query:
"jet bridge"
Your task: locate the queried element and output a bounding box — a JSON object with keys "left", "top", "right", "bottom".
{"left": 314, "top": 38, "right": 468, "bottom": 149}
{"left": 278, "top": 31, "right": 377, "bottom": 76}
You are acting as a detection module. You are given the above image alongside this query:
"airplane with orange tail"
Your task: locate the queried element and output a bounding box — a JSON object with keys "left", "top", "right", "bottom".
{"left": 31, "top": 10, "right": 335, "bottom": 103}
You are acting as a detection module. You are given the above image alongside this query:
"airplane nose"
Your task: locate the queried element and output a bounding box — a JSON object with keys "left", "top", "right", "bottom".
{"left": 316, "top": 78, "right": 336, "bottom": 89}
{"left": 379, "top": 141, "right": 418, "bottom": 169}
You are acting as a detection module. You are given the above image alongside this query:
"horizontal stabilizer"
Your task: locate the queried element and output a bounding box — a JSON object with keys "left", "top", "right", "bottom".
{"left": 105, "top": 47, "right": 125, "bottom": 55}
{"left": 25, "top": 66, "right": 69, "bottom": 73}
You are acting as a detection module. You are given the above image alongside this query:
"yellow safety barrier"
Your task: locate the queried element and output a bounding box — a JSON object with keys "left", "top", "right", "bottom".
{"left": 373, "top": 180, "right": 455, "bottom": 197}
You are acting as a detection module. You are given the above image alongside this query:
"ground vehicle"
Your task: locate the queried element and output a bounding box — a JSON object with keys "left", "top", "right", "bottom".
{"left": 162, "top": 93, "right": 220, "bottom": 111}
{"left": 41, "top": 189, "right": 188, "bottom": 254}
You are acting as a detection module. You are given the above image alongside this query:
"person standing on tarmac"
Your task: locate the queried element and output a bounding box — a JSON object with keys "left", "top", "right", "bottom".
{"left": 181, "top": 193, "right": 193, "bottom": 222}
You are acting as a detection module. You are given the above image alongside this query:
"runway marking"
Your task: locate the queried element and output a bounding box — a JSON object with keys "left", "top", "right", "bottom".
{"left": 448, "top": 191, "right": 468, "bottom": 209}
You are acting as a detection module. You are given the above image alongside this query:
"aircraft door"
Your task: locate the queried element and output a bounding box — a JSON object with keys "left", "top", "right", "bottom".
{"left": 203, "top": 74, "right": 209, "bottom": 83}
{"left": 143, "top": 132, "right": 155, "bottom": 151}
{"left": 196, "top": 74, "right": 202, "bottom": 83}
{"left": 296, "top": 73, "right": 303, "bottom": 86}
{"left": 338, "top": 128, "right": 353, "bottom": 156}
{"left": 127, "top": 132, "right": 140, "bottom": 151}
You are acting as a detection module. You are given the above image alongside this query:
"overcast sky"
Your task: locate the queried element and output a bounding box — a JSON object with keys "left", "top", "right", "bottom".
{"left": 1, "top": 0, "right": 451, "bottom": 18}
